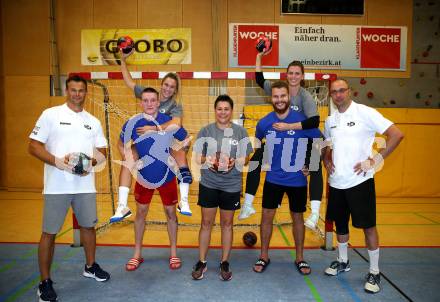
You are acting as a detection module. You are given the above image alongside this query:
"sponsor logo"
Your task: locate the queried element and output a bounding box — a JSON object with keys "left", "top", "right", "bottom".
{"left": 60, "top": 122, "right": 71, "bottom": 125}
{"left": 360, "top": 27, "right": 401, "bottom": 68}
{"left": 237, "top": 25, "right": 279, "bottom": 66}
{"left": 84, "top": 124, "right": 92, "bottom": 130}
{"left": 347, "top": 121, "right": 355, "bottom": 127}
{"left": 287, "top": 130, "right": 296, "bottom": 135}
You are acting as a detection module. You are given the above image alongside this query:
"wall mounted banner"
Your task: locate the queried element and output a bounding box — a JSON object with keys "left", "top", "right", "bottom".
{"left": 229, "top": 23, "right": 407, "bottom": 71}
{"left": 81, "top": 28, "right": 191, "bottom": 65}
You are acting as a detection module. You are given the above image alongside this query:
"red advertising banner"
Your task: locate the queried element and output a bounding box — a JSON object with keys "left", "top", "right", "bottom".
{"left": 235, "top": 25, "right": 279, "bottom": 66}
{"left": 360, "top": 27, "right": 401, "bottom": 68}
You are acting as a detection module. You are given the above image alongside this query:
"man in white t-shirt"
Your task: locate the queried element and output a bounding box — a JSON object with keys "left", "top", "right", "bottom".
{"left": 29, "top": 75, "right": 110, "bottom": 302}
{"left": 322, "top": 79, "right": 404, "bottom": 294}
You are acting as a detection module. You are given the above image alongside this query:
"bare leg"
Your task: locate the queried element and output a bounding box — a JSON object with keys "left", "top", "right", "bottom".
{"left": 133, "top": 202, "right": 149, "bottom": 259}
{"left": 80, "top": 227, "right": 96, "bottom": 266}
{"left": 198, "top": 207, "right": 217, "bottom": 261}
{"left": 38, "top": 232, "right": 56, "bottom": 280}
{"left": 219, "top": 209, "right": 235, "bottom": 262}
{"left": 291, "top": 211, "right": 310, "bottom": 274}
{"left": 163, "top": 204, "right": 178, "bottom": 257}
{"left": 254, "top": 208, "right": 276, "bottom": 272}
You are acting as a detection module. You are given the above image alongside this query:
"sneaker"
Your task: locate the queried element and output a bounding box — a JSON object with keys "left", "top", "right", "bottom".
{"left": 83, "top": 262, "right": 110, "bottom": 282}
{"left": 177, "top": 197, "right": 192, "bottom": 216}
{"left": 219, "top": 261, "right": 232, "bottom": 281}
{"left": 238, "top": 204, "right": 256, "bottom": 220}
{"left": 324, "top": 260, "right": 351, "bottom": 276}
{"left": 109, "top": 204, "right": 132, "bottom": 223}
{"left": 304, "top": 213, "right": 319, "bottom": 230}
{"left": 191, "top": 261, "right": 207, "bottom": 280}
{"left": 37, "top": 279, "right": 57, "bottom": 302}
{"left": 364, "top": 273, "right": 381, "bottom": 293}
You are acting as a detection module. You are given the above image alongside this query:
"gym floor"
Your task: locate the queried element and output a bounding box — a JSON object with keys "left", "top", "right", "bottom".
{"left": 1, "top": 191, "right": 439, "bottom": 301}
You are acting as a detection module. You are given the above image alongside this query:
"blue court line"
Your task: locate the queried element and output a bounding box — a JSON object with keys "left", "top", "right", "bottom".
{"left": 275, "top": 222, "right": 364, "bottom": 302}
{"left": 0, "top": 245, "right": 80, "bottom": 302}
{"left": 337, "top": 274, "right": 363, "bottom": 302}
{"left": 275, "top": 222, "right": 323, "bottom": 302}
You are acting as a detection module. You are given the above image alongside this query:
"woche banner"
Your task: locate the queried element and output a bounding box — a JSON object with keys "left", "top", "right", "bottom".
{"left": 81, "top": 28, "right": 191, "bottom": 65}
{"left": 229, "top": 23, "right": 407, "bottom": 71}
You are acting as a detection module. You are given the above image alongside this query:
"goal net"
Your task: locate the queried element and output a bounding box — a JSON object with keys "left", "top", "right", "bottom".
{"left": 70, "top": 71, "right": 336, "bottom": 241}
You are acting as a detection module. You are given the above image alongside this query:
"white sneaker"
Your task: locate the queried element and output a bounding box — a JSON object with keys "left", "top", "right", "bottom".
{"left": 109, "top": 205, "right": 132, "bottom": 223}
{"left": 177, "top": 197, "right": 192, "bottom": 216}
{"left": 238, "top": 204, "right": 256, "bottom": 220}
{"left": 364, "top": 273, "right": 381, "bottom": 293}
{"left": 304, "top": 213, "right": 319, "bottom": 230}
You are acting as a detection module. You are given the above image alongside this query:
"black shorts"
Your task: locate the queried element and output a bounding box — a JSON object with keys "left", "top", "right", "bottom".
{"left": 327, "top": 178, "right": 376, "bottom": 234}
{"left": 198, "top": 183, "right": 241, "bottom": 211}
{"left": 262, "top": 181, "right": 307, "bottom": 213}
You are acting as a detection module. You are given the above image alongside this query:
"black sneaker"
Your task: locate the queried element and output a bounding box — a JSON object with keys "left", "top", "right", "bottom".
{"left": 37, "top": 279, "right": 57, "bottom": 302}
{"left": 83, "top": 262, "right": 110, "bottom": 282}
{"left": 191, "top": 261, "right": 207, "bottom": 280}
{"left": 324, "top": 260, "right": 351, "bottom": 276}
{"left": 364, "top": 272, "right": 381, "bottom": 293}
{"left": 219, "top": 261, "right": 232, "bottom": 281}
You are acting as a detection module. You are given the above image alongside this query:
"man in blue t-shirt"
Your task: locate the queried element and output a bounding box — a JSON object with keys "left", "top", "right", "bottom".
{"left": 253, "top": 81, "right": 321, "bottom": 276}
{"left": 118, "top": 87, "right": 188, "bottom": 271}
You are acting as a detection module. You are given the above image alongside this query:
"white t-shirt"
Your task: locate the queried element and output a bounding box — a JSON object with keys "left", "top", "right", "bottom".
{"left": 323, "top": 101, "right": 393, "bottom": 189}
{"left": 29, "top": 103, "right": 107, "bottom": 194}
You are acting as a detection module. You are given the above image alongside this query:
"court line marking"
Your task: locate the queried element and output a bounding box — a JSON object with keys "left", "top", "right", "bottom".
{"left": 275, "top": 222, "right": 325, "bottom": 302}
{"left": 351, "top": 247, "right": 414, "bottom": 302}
{"left": 0, "top": 248, "right": 80, "bottom": 302}
{"left": 0, "top": 227, "right": 72, "bottom": 274}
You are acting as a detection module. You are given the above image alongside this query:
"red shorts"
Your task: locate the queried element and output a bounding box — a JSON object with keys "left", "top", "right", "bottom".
{"left": 134, "top": 178, "right": 178, "bottom": 206}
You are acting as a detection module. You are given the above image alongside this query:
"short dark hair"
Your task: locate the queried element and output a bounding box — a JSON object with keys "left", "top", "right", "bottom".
{"left": 271, "top": 81, "right": 289, "bottom": 92}
{"left": 214, "top": 94, "right": 234, "bottom": 109}
{"left": 66, "top": 75, "right": 87, "bottom": 90}
{"left": 141, "top": 87, "right": 159, "bottom": 98}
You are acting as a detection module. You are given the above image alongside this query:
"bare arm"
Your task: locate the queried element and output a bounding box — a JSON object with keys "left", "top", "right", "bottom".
{"left": 120, "top": 51, "right": 136, "bottom": 91}
{"left": 28, "top": 139, "right": 58, "bottom": 166}
{"left": 353, "top": 124, "right": 404, "bottom": 174}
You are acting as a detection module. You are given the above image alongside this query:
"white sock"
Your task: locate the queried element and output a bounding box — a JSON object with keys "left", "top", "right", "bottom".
{"left": 368, "top": 248, "right": 380, "bottom": 274}
{"left": 244, "top": 193, "right": 255, "bottom": 207}
{"left": 179, "top": 182, "right": 189, "bottom": 201}
{"left": 337, "top": 241, "right": 349, "bottom": 263}
{"left": 310, "top": 200, "right": 321, "bottom": 214}
{"left": 118, "top": 186, "right": 130, "bottom": 208}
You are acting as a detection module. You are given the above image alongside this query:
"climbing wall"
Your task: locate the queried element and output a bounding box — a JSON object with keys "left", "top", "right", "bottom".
{"left": 348, "top": 0, "right": 439, "bottom": 108}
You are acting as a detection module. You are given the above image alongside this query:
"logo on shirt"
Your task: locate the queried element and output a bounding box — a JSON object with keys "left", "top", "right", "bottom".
{"left": 159, "top": 109, "right": 166, "bottom": 113}
{"left": 60, "top": 122, "right": 71, "bottom": 125}
{"left": 330, "top": 126, "right": 337, "bottom": 129}
{"left": 287, "top": 130, "right": 296, "bottom": 135}
{"left": 267, "top": 130, "right": 276, "bottom": 135}
{"left": 291, "top": 105, "right": 299, "bottom": 111}
{"left": 231, "top": 139, "right": 239, "bottom": 146}
{"left": 84, "top": 124, "right": 92, "bottom": 130}
{"left": 347, "top": 121, "right": 355, "bottom": 127}
{"left": 32, "top": 126, "right": 40, "bottom": 135}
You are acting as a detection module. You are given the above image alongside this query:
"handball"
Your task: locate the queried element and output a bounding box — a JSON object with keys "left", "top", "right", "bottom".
{"left": 255, "top": 35, "right": 272, "bottom": 53}
{"left": 211, "top": 151, "right": 231, "bottom": 174}
{"left": 117, "top": 35, "right": 134, "bottom": 54}
{"left": 69, "top": 152, "right": 91, "bottom": 175}
{"left": 243, "top": 231, "right": 258, "bottom": 247}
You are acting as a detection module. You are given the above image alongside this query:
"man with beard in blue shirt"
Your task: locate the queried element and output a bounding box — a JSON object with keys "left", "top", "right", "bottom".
{"left": 252, "top": 81, "right": 321, "bottom": 276}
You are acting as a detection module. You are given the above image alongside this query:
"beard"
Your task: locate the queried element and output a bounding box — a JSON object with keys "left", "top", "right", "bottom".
{"left": 272, "top": 101, "right": 289, "bottom": 114}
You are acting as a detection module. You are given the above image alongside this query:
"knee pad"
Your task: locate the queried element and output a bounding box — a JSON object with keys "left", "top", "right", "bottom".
{"left": 177, "top": 167, "right": 192, "bottom": 184}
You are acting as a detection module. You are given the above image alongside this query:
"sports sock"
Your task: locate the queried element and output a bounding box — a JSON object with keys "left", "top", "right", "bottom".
{"left": 244, "top": 193, "right": 255, "bottom": 207}
{"left": 368, "top": 248, "right": 380, "bottom": 274}
{"left": 337, "top": 241, "right": 349, "bottom": 263}
{"left": 179, "top": 182, "right": 189, "bottom": 201}
{"left": 310, "top": 200, "right": 321, "bottom": 214}
{"left": 118, "top": 186, "right": 130, "bottom": 208}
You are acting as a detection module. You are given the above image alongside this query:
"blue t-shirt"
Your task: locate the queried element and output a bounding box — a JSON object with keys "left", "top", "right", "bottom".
{"left": 256, "top": 110, "right": 322, "bottom": 187}
{"left": 120, "top": 112, "right": 187, "bottom": 188}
